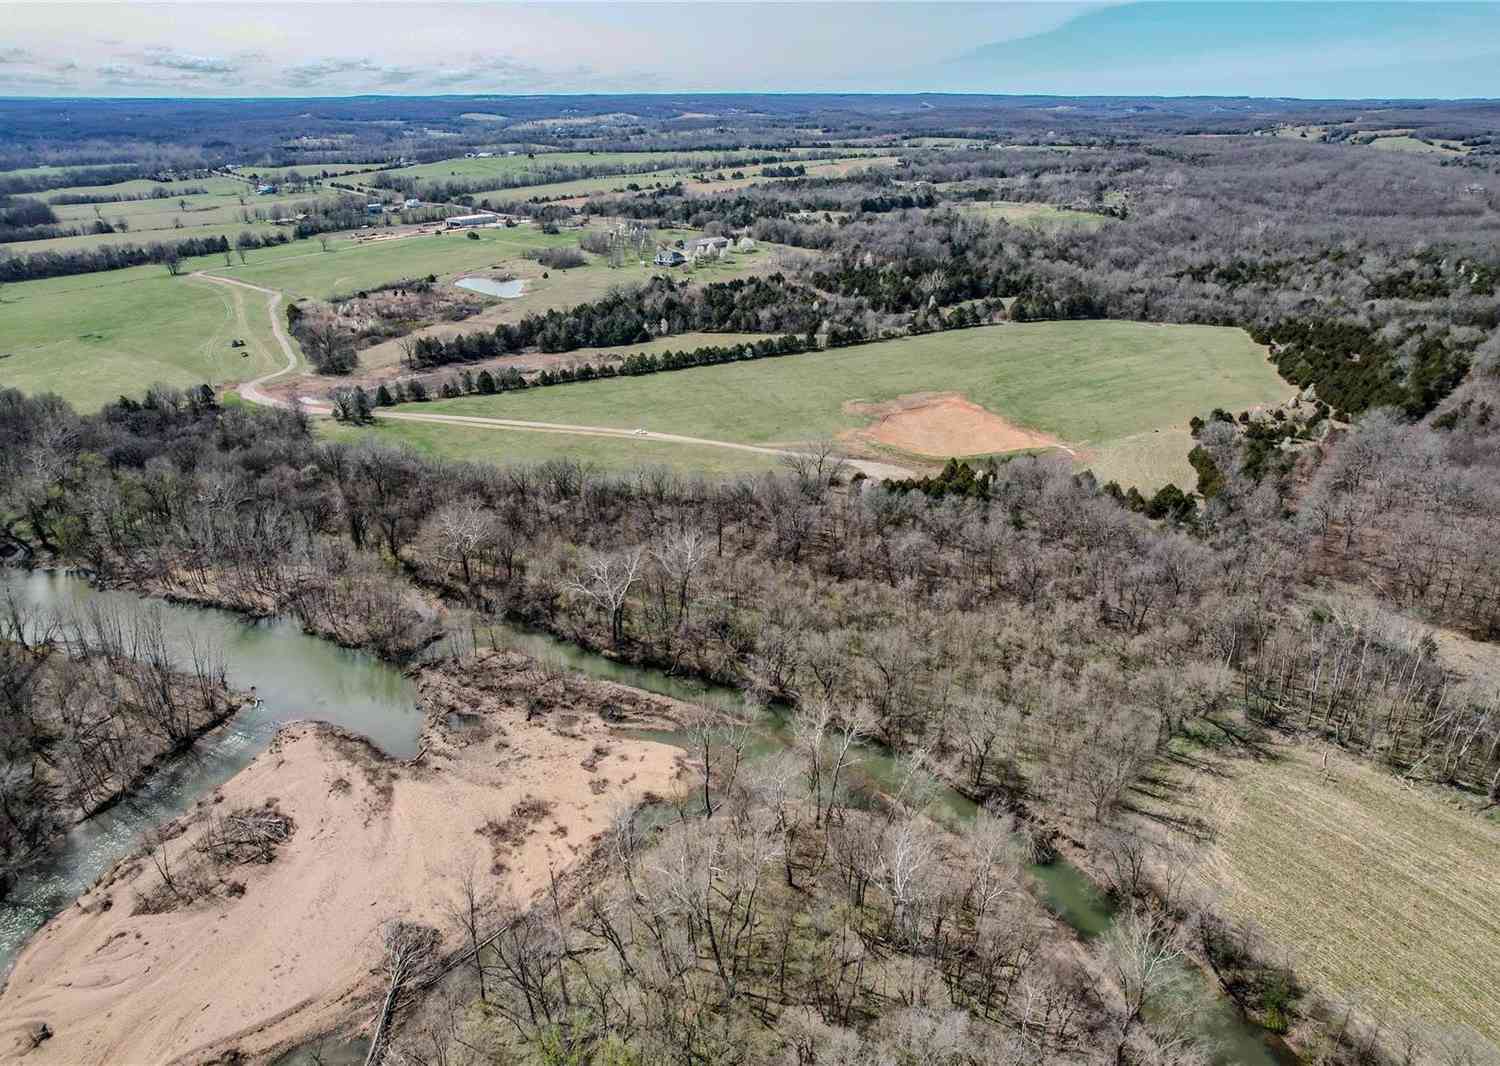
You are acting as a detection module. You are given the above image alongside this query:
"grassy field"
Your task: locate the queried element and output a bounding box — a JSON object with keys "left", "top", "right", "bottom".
{"left": 965, "top": 200, "right": 1112, "bottom": 230}
{"left": 474, "top": 155, "right": 894, "bottom": 205}
{"left": 39, "top": 175, "right": 246, "bottom": 203}
{"left": 1133, "top": 738, "right": 1500, "bottom": 1041}
{"left": 376, "top": 150, "right": 766, "bottom": 187}
{"left": 197, "top": 224, "right": 578, "bottom": 301}
{"left": 4, "top": 173, "right": 352, "bottom": 255}
{"left": 51, "top": 188, "right": 343, "bottom": 233}
{"left": 237, "top": 162, "right": 382, "bottom": 180}
{"left": 0, "top": 258, "right": 289, "bottom": 409}
{"left": 393, "top": 321, "right": 1287, "bottom": 488}
{"left": 6, "top": 218, "right": 308, "bottom": 256}
{"left": 354, "top": 240, "right": 794, "bottom": 369}
{"left": 2, "top": 209, "right": 787, "bottom": 408}
{"left": 321, "top": 418, "right": 782, "bottom": 477}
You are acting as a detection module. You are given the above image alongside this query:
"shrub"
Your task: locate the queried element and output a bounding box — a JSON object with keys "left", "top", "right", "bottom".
{"left": 533, "top": 247, "right": 586, "bottom": 270}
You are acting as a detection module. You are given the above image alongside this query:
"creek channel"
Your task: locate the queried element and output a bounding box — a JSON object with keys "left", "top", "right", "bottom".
{"left": 0, "top": 571, "right": 1292, "bottom": 1065}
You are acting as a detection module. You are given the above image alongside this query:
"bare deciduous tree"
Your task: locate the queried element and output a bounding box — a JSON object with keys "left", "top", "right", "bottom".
{"left": 567, "top": 547, "right": 644, "bottom": 646}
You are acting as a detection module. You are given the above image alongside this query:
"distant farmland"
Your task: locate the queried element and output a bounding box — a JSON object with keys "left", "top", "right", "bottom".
{"left": 359, "top": 321, "right": 1293, "bottom": 488}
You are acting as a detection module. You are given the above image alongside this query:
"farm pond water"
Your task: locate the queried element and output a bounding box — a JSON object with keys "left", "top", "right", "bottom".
{"left": 0, "top": 573, "right": 1293, "bottom": 1065}
{"left": 454, "top": 276, "right": 525, "bottom": 298}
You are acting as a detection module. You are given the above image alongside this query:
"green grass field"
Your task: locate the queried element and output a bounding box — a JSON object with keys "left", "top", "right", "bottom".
{"left": 375, "top": 150, "right": 766, "bottom": 188}
{"left": 237, "top": 162, "right": 382, "bottom": 180}
{"left": 39, "top": 175, "right": 247, "bottom": 203}
{"left": 3, "top": 173, "right": 352, "bottom": 256}
{"left": 385, "top": 321, "right": 1287, "bottom": 487}
{"left": 1135, "top": 739, "right": 1500, "bottom": 1042}
{"left": 0, "top": 259, "right": 288, "bottom": 409}
{"left": 321, "top": 418, "right": 782, "bottom": 477}
{"left": 197, "top": 225, "right": 577, "bottom": 301}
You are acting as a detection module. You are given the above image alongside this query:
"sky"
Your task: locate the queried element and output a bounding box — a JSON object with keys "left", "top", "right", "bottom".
{"left": 0, "top": 1, "right": 1496, "bottom": 99}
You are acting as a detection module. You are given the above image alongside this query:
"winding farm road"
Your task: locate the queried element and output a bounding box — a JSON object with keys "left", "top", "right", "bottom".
{"left": 201, "top": 270, "right": 915, "bottom": 480}
{"left": 191, "top": 272, "right": 304, "bottom": 409}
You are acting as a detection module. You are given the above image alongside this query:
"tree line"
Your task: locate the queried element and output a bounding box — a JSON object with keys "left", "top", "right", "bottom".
{"left": 0, "top": 229, "right": 291, "bottom": 283}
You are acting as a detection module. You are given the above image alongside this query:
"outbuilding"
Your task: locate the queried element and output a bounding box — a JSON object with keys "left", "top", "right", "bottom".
{"left": 445, "top": 213, "right": 500, "bottom": 229}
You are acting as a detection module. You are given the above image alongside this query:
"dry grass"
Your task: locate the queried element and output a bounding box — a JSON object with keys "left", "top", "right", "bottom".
{"left": 1134, "top": 737, "right": 1500, "bottom": 1040}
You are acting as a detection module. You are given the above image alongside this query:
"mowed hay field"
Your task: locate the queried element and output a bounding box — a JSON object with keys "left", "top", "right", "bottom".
{"left": 1136, "top": 740, "right": 1500, "bottom": 1041}
{"left": 0, "top": 261, "right": 290, "bottom": 409}
{"left": 404, "top": 321, "right": 1290, "bottom": 488}
{"left": 320, "top": 418, "right": 783, "bottom": 478}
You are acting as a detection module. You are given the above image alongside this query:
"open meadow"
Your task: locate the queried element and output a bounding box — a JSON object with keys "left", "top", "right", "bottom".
{"left": 963, "top": 200, "right": 1114, "bottom": 230}
{"left": 355, "top": 320, "right": 1290, "bottom": 487}
{"left": 3, "top": 172, "right": 352, "bottom": 256}
{"left": 1128, "top": 737, "right": 1500, "bottom": 1043}
{"left": 0, "top": 259, "right": 290, "bottom": 409}
{"left": 370, "top": 149, "right": 776, "bottom": 188}
{"left": 2, "top": 213, "right": 795, "bottom": 408}
{"left": 197, "top": 224, "right": 579, "bottom": 301}
{"left": 320, "top": 417, "right": 783, "bottom": 477}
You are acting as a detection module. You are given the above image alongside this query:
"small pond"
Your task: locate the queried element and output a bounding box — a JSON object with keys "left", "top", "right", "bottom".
{"left": 454, "top": 277, "right": 525, "bottom": 298}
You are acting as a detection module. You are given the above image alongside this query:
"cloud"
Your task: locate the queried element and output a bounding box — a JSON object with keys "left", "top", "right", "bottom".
{"left": 0, "top": 67, "right": 76, "bottom": 89}
{"left": 96, "top": 60, "right": 242, "bottom": 89}
{"left": 144, "top": 47, "right": 238, "bottom": 75}
{"left": 0, "top": 47, "right": 34, "bottom": 64}
{"left": 425, "top": 56, "right": 547, "bottom": 90}
{"left": 284, "top": 56, "right": 386, "bottom": 87}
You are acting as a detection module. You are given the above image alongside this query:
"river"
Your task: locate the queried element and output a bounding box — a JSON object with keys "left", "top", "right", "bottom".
{"left": 0, "top": 569, "right": 420, "bottom": 977}
{"left": 1, "top": 571, "right": 1291, "bottom": 1065}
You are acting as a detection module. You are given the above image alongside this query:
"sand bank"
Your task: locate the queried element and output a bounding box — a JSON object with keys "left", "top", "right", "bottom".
{"left": 0, "top": 652, "right": 685, "bottom": 1065}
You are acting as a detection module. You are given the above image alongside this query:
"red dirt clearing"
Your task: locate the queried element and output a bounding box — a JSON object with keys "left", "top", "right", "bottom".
{"left": 843, "top": 392, "right": 1068, "bottom": 457}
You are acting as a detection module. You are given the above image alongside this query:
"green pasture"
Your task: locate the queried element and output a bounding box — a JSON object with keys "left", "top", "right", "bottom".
{"left": 396, "top": 321, "right": 1290, "bottom": 488}
{"left": 320, "top": 418, "right": 781, "bottom": 478}
{"left": 380, "top": 149, "right": 778, "bottom": 188}
{"left": 197, "top": 224, "right": 578, "bottom": 301}
{"left": 0, "top": 259, "right": 287, "bottom": 410}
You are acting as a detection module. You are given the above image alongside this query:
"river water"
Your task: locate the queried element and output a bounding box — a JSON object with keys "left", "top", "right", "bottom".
{"left": 0, "top": 572, "right": 1290, "bottom": 1065}
{"left": 471, "top": 621, "right": 1295, "bottom": 1066}
{"left": 0, "top": 569, "right": 420, "bottom": 976}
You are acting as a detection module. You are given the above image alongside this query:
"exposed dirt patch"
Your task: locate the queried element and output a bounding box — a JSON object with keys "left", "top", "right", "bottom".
{"left": 843, "top": 391, "right": 1070, "bottom": 458}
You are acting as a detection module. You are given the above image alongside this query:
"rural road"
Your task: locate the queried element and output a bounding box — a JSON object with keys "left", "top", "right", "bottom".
{"left": 192, "top": 272, "right": 300, "bottom": 408}
{"left": 380, "top": 411, "right": 916, "bottom": 480}
{"left": 206, "top": 270, "right": 915, "bottom": 480}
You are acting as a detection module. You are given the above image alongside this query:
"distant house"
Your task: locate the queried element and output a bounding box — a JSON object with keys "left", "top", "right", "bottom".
{"left": 403, "top": 198, "right": 422, "bottom": 209}
{"left": 476, "top": 151, "right": 495, "bottom": 158}
{"left": 366, "top": 202, "right": 385, "bottom": 215}
{"left": 446, "top": 212, "right": 499, "bottom": 229}
{"left": 255, "top": 183, "right": 277, "bottom": 195}
{"left": 654, "top": 248, "right": 687, "bottom": 267}
{"left": 684, "top": 235, "right": 731, "bottom": 256}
